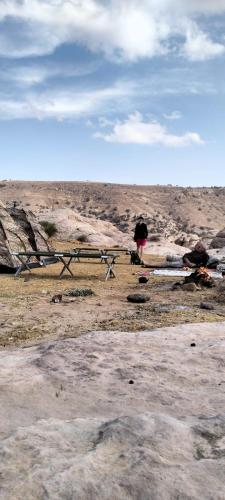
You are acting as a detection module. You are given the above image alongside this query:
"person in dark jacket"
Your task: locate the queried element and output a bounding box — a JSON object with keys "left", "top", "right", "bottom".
{"left": 134, "top": 216, "right": 148, "bottom": 261}
{"left": 183, "top": 241, "right": 209, "bottom": 268}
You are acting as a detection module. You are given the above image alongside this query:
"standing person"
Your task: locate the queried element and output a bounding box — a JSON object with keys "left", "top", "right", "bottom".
{"left": 134, "top": 216, "right": 148, "bottom": 262}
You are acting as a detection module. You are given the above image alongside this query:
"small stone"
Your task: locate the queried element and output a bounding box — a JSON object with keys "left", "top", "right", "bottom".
{"left": 190, "top": 342, "right": 196, "bottom": 347}
{"left": 138, "top": 276, "right": 148, "bottom": 284}
{"left": 51, "top": 294, "right": 62, "bottom": 303}
{"left": 200, "top": 302, "right": 215, "bottom": 310}
{"left": 129, "top": 380, "right": 134, "bottom": 384}
{"left": 127, "top": 294, "right": 150, "bottom": 304}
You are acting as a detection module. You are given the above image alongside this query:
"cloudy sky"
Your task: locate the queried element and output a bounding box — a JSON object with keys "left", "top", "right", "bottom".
{"left": 0, "top": 0, "right": 225, "bottom": 185}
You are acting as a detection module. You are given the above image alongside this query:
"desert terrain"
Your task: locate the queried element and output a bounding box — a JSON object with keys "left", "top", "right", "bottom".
{"left": 1, "top": 181, "right": 225, "bottom": 499}
{"left": 1, "top": 247, "right": 225, "bottom": 349}
{"left": 1, "top": 180, "right": 225, "bottom": 246}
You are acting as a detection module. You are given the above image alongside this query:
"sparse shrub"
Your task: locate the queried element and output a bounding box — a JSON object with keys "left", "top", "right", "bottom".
{"left": 77, "top": 234, "right": 88, "bottom": 243}
{"left": 64, "top": 288, "right": 94, "bottom": 297}
{"left": 40, "top": 220, "right": 58, "bottom": 238}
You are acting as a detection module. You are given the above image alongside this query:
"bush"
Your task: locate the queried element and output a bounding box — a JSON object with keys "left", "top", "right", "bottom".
{"left": 40, "top": 220, "right": 58, "bottom": 238}
{"left": 77, "top": 234, "right": 88, "bottom": 243}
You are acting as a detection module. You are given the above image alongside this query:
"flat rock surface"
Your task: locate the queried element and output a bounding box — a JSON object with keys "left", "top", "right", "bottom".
{"left": 1, "top": 323, "right": 225, "bottom": 499}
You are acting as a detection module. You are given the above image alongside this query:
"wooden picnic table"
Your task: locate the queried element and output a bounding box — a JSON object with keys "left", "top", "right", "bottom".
{"left": 11, "top": 250, "right": 119, "bottom": 280}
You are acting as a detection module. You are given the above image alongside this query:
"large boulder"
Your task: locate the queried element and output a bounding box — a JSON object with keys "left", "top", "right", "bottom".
{"left": 0, "top": 201, "right": 51, "bottom": 269}
{"left": 210, "top": 228, "right": 225, "bottom": 249}
{"left": 1, "top": 324, "right": 225, "bottom": 499}
{"left": 37, "top": 208, "right": 131, "bottom": 247}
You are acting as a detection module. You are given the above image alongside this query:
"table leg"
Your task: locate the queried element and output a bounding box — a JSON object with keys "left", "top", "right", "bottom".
{"left": 105, "top": 258, "right": 116, "bottom": 280}
{"left": 15, "top": 256, "right": 32, "bottom": 277}
{"left": 59, "top": 257, "right": 74, "bottom": 278}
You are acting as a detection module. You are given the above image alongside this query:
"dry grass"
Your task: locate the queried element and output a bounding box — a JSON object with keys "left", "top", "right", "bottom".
{"left": 0, "top": 245, "right": 225, "bottom": 348}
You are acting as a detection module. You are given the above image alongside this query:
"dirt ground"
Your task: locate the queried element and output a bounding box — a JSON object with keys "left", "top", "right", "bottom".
{"left": 1, "top": 243, "right": 225, "bottom": 349}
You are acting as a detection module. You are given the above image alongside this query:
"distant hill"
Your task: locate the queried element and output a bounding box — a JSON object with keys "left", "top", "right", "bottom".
{"left": 0, "top": 180, "right": 224, "bottom": 245}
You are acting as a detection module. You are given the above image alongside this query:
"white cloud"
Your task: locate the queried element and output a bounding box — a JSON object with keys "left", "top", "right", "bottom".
{"left": 163, "top": 110, "right": 182, "bottom": 120}
{"left": 94, "top": 111, "right": 204, "bottom": 147}
{"left": 0, "top": 0, "right": 224, "bottom": 61}
{"left": 86, "top": 119, "right": 94, "bottom": 128}
{"left": 0, "top": 81, "right": 135, "bottom": 120}
{"left": 98, "top": 116, "right": 115, "bottom": 128}
{"left": 183, "top": 22, "right": 225, "bottom": 61}
{"left": 175, "top": 0, "right": 225, "bottom": 14}
{"left": 0, "top": 62, "right": 98, "bottom": 87}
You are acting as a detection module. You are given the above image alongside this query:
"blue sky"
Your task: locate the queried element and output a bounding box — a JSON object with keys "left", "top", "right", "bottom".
{"left": 0, "top": 0, "right": 225, "bottom": 186}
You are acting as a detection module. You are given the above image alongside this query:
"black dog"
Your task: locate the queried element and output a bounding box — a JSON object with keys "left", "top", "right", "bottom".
{"left": 130, "top": 251, "right": 141, "bottom": 265}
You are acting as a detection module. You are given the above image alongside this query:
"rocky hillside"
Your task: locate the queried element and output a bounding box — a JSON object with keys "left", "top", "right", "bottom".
{"left": 1, "top": 181, "right": 225, "bottom": 244}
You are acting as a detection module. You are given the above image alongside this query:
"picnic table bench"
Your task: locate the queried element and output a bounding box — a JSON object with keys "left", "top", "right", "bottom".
{"left": 11, "top": 250, "right": 118, "bottom": 280}
{"left": 73, "top": 247, "right": 128, "bottom": 258}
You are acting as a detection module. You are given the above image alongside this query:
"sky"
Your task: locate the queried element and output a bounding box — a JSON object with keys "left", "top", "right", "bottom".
{"left": 0, "top": 0, "right": 225, "bottom": 186}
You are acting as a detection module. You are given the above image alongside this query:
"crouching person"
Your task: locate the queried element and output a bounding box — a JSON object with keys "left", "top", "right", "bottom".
{"left": 183, "top": 241, "right": 209, "bottom": 268}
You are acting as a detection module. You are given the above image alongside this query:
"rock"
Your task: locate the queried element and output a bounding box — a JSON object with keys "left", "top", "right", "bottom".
{"left": 148, "top": 233, "right": 161, "bottom": 242}
{"left": 190, "top": 342, "right": 196, "bottom": 347}
{"left": 0, "top": 200, "right": 52, "bottom": 270}
{"left": 127, "top": 294, "right": 150, "bottom": 303}
{"left": 200, "top": 302, "right": 215, "bottom": 310}
{"left": 1, "top": 413, "right": 225, "bottom": 500}
{"left": 51, "top": 294, "right": 62, "bottom": 303}
{"left": 138, "top": 276, "right": 148, "bottom": 284}
{"left": 174, "top": 235, "right": 188, "bottom": 247}
{"left": 37, "top": 207, "right": 130, "bottom": 247}
{"left": 1, "top": 324, "right": 225, "bottom": 498}
{"left": 210, "top": 228, "right": 225, "bottom": 249}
